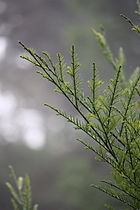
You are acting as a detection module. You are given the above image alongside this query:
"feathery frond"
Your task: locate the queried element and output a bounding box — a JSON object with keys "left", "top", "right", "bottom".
{"left": 19, "top": 2, "right": 140, "bottom": 208}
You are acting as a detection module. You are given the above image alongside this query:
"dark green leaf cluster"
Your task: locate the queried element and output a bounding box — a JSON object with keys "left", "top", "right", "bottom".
{"left": 19, "top": 2, "right": 140, "bottom": 209}
{"left": 6, "top": 166, "right": 38, "bottom": 210}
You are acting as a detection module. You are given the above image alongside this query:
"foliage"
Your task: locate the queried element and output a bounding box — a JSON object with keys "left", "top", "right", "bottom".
{"left": 6, "top": 166, "right": 38, "bottom": 210}
{"left": 121, "top": 0, "right": 140, "bottom": 34}
{"left": 19, "top": 1, "right": 140, "bottom": 210}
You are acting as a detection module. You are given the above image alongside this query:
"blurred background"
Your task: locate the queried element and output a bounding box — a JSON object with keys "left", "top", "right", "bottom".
{"left": 0, "top": 0, "right": 139, "bottom": 209}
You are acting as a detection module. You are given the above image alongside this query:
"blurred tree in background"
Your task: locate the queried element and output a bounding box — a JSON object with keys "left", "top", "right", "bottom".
{"left": 0, "top": 0, "right": 139, "bottom": 209}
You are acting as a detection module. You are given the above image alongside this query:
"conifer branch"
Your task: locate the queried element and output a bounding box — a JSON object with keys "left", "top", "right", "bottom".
{"left": 19, "top": 3, "right": 140, "bottom": 207}
{"left": 119, "top": 75, "right": 140, "bottom": 136}
{"left": 6, "top": 166, "right": 38, "bottom": 210}
{"left": 71, "top": 45, "right": 79, "bottom": 108}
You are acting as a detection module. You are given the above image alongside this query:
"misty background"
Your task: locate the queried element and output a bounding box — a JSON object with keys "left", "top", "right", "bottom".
{"left": 0, "top": 0, "right": 139, "bottom": 209}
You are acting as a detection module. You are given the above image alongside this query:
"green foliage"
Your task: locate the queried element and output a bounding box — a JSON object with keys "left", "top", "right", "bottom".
{"left": 121, "top": 0, "right": 140, "bottom": 34}
{"left": 6, "top": 166, "right": 38, "bottom": 210}
{"left": 19, "top": 1, "right": 140, "bottom": 210}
